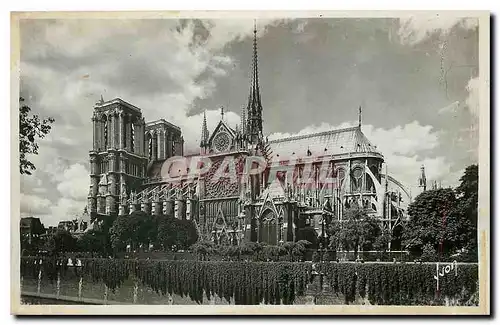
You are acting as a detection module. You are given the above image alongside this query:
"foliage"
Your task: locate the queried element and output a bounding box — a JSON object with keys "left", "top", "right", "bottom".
{"left": 453, "top": 164, "right": 478, "bottom": 257}
{"left": 19, "top": 97, "right": 55, "bottom": 175}
{"left": 420, "top": 243, "right": 438, "bottom": 262}
{"left": 109, "top": 212, "right": 195, "bottom": 253}
{"left": 191, "top": 240, "right": 217, "bottom": 261}
{"left": 49, "top": 230, "right": 77, "bottom": 254}
{"left": 296, "top": 226, "right": 319, "bottom": 249}
{"left": 281, "top": 240, "right": 311, "bottom": 261}
{"left": 328, "top": 206, "right": 382, "bottom": 256}
{"left": 158, "top": 216, "right": 198, "bottom": 250}
{"left": 373, "top": 226, "right": 392, "bottom": 253}
{"left": 403, "top": 185, "right": 475, "bottom": 259}
{"left": 316, "top": 262, "right": 478, "bottom": 305}
{"left": 262, "top": 244, "right": 286, "bottom": 262}
{"left": 77, "top": 230, "right": 109, "bottom": 256}
{"left": 109, "top": 212, "right": 145, "bottom": 252}
{"left": 312, "top": 251, "right": 321, "bottom": 262}
{"left": 20, "top": 257, "right": 478, "bottom": 306}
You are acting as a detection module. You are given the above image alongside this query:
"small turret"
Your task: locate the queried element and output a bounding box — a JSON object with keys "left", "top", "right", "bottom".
{"left": 200, "top": 110, "right": 210, "bottom": 154}
{"left": 418, "top": 165, "right": 427, "bottom": 192}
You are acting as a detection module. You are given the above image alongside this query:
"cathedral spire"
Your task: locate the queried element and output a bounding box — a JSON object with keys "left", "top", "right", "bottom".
{"left": 358, "top": 106, "right": 362, "bottom": 128}
{"left": 246, "top": 19, "right": 264, "bottom": 145}
{"left": 200, "top": 110, "right": 210, "bottom": 152}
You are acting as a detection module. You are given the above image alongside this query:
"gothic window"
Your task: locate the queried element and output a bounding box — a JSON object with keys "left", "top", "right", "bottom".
{"left": 107, "top": 115, "right": 113, "bottom": 149}
{"left": 122, "top": 118, "right": 127, "bottom": 150}
{"left": 103, "top": 118, "right": 108, "bottom": 149}
{"left": 212, "top": 132, "right": 231, "bottom": 153}
{"left": 260, "top": 209, "right": 278, "bottom": 245}
{"left": 148, "top": 136, "right": 153, "bottom": 161}
{"left": 131, "top": 123, "right": 135, "bottom": 153}
{"left": 337, "top": 168, "right": 346, "bottom": 188}
{"left": 351, "top": 166, "right": 363, "bottom": 192}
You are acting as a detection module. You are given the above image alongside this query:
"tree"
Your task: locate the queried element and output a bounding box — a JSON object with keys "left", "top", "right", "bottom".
{"left": 280, "top": 240, "right": 311, "bottom": 261}
{"left": 262, "top": 244, "right": 286, "bottom": 261}
{"left": 296, "top": 226, "right": 319, "bottom": 249}
{"left": 157, "top": 216, "right": 199, "bottom": 251}
{"left": 157, "top": 216, "right": 177, "bottom": 250}
{"left": 328, "top": 206, "right": 381, "bottom": 258}
{"left": 420, "top": 243, "right": 438, "bottom": 262}
{"left": 454, "top": 164, "right": 478, "bottom": 254}
{"left": 240, "top": 241, "right": 266, "bottom": 261}
{"left": 109, "top": 212, "right": 144, "bottom": 252}
{"left": 373, "top": 226, "right": 392, "bottom": 253}
{"left": 190, "top": 240, "right": 217, "bottom": 261}
{"left": 403, "top": 185, "right": 474, "bottom": 258}
{"left": 19, "top": 97, "right": 55, "bottom": 175}
{"left": 77, "top": 229, "right": 108, "bottom": 255}
{"left": 174, "top": 219, "right": 199, "bottom": 249}
{"left": 52, "top": 229, "right": 77, "bottom": 253}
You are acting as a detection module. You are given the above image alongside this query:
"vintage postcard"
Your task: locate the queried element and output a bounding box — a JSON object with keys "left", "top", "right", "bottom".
{"left": 11, "top": 11, "right": 490, "bottom": 315}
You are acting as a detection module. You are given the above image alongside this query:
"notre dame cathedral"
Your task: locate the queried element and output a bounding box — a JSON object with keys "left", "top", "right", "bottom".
{"left": 87, "top": 26, "right": 417, "bottom": 250}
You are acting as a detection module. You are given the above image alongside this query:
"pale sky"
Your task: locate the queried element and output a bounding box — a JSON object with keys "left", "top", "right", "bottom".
{"left": 19, "top": 16, "right": 480, "bottom": 226}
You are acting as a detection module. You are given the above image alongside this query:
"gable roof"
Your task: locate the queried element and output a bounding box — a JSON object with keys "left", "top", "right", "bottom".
{"left": 267, "top": 126, "right": 382, "bottom": 160}
{"left": 207, "top": 119, "right": 236, "bottom": 145}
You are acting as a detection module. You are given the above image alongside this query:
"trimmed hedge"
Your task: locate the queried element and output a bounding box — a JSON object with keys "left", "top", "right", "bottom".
{"left": 20, "top": 257, "right": 478, "bottom": 305}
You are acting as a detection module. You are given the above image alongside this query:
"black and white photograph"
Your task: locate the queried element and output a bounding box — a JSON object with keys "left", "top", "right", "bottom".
{"left": 11, "top": 11, "right": 490, "bottom": 315}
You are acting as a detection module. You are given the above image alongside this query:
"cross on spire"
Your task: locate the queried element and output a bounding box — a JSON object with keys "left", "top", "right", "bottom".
{"left": 220, "top": 106, "right": 224, "bottom": 120}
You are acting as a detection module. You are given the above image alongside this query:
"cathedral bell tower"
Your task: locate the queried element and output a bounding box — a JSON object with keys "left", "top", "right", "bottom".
{"left": 88, "top": 98, "right": 148, "bottom": 218}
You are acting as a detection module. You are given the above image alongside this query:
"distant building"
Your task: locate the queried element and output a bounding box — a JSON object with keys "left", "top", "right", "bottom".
{"left": 57, "top": 220, "right": 76, "bottom": 232}
{"left": 55, "top": 207, "right": 91, "bottom": 238}
{"left": 20, "top": 217, "right": 45, "bottom": 251}
{"left": 45, "top": 226, "right": 57, "bottom": 236}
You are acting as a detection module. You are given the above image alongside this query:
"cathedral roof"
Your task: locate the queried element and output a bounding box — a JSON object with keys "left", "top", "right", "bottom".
{"left": 267, "top": 126, "right": 382, "bottom": 160}
{"left": 261, "top": 178, "right": 286, "bottom": 198}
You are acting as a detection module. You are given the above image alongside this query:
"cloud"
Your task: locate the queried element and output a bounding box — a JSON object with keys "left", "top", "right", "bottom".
{"left": 50, "top": 198, "right": 87, "bottom": 224}
{"left": 397, "top": 15, "right": 478, "bottom": 45}
{"left": 55, "top": 163, "right": 90, "bottom": 201}
{"left": 20, "top": 161, "right": 90, "bottom": 226}
{"left": 20, "top": 194, "right": 52, "bottom": 216}
{"left": 465, "top": 76, "right": 480, "bottom": 118}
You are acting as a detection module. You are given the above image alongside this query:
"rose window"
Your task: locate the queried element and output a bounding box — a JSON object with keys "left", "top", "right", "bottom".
{"left": 213, "top": 132, "right": 231, "bottom": 152}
